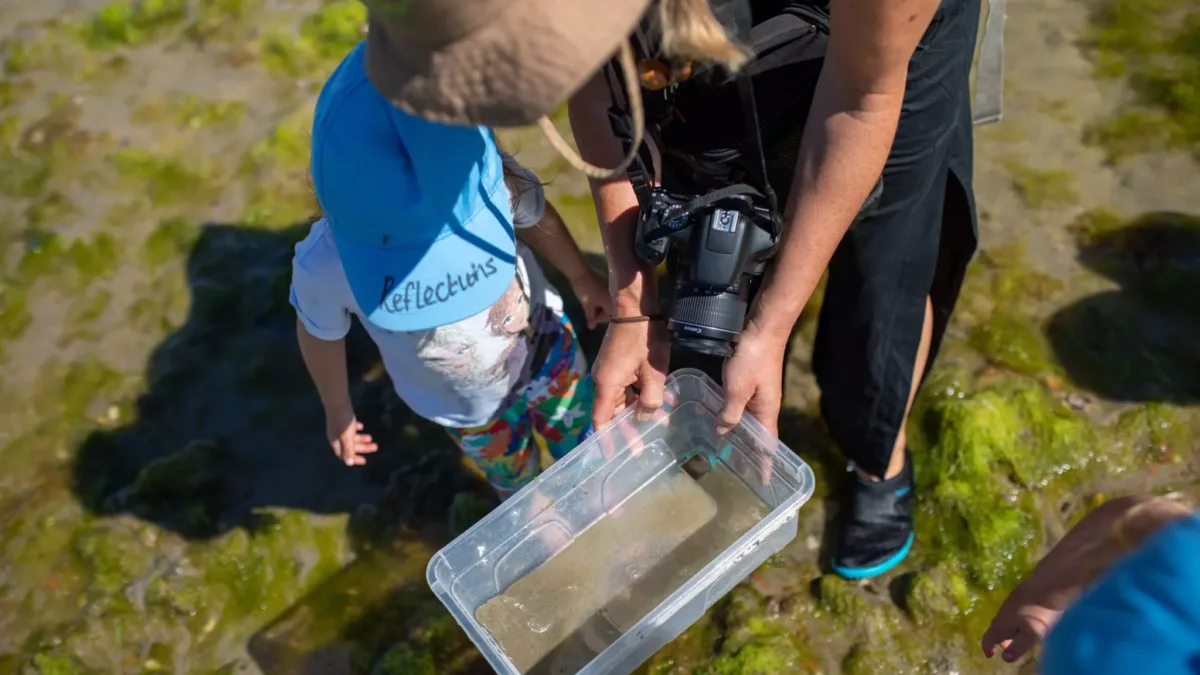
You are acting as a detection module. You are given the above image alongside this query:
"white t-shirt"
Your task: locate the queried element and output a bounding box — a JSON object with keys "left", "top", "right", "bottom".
{"left": 290, "top": 161, "right": 566, "bottom": 428}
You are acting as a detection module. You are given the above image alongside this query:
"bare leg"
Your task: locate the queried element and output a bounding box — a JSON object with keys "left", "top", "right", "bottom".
{"left": 858, "top": 296, "right": 933, "bottom": 481}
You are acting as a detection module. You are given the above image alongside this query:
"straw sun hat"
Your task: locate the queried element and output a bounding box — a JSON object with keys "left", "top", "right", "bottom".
{"left": 363, "top": 0, "right": 650, "bottom": 178}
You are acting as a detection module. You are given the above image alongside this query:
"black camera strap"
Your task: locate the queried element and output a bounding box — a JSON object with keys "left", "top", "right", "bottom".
{"left": 605, "top": 59, "right": 781, "bottom": 238}
{"left": 604, "top": 65, "right": 656, "bottom": 212}
{"left": 736, "top": 73, "right": 781, "bottom": 238}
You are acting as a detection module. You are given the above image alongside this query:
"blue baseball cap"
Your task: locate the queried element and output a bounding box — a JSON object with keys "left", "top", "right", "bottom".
{"left": 1041, "top": 512, "right": 1200, "bottom": 675}
{"left": 311, "top": 42, "right": 517, "bottom": 332}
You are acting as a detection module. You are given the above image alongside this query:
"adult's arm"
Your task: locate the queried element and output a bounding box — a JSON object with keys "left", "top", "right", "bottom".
{"left": 746, "top": 0, "right": 943, "bottom": 342}
{"left": 568, "top": 73, "right": 670, "bottom": 425}
{"left": 567, "top": 74, "right": 657, "bottom": 320}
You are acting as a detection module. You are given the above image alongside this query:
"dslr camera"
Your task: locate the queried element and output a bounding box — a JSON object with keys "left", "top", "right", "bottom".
{"left": 634, "top": 186, "right": 780, "bottom": 359}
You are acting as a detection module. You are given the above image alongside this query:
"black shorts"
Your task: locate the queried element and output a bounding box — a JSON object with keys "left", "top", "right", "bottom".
{"left": 673, "top": 0, "right": 981, "bottom": 477}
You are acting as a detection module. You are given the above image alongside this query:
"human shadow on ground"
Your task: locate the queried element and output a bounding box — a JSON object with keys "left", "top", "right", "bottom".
{"left": 63, "top": 219, "right": 609, "bottom": 673}
{"left": 1046, "top": 212, "right": 1200, "bottom": 403}
{"left": 70, "top": 221, "right": 454, "bottom": 546}
{"left": 71, "top": 221, "right": 609, "bottom": 547}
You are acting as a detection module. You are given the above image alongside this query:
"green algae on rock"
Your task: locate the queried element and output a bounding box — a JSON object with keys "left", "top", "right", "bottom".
{"left": 71, "top": 520, "right": 155, "bottom": 599}
{"left": 110, "top": 149, "right": 223, "bottom": 207}
{"left": 11, "top": 230, "right": 120, "bottom": 295}
{"left": 372, "top": 643, "right": 436, "bottom": 675}
{"left": 1113, "top": 402, "right": 1193, "bottom": 466}
{"left": 106, "top": 439, "right": 241, "bottom": 532}
{"left": 447, "top": 491, "right": 496, "bottom": 537}
{"left": 65, "top": 290, "right": 114, "bottom": 338}
{"left": 1002, "top": 159, "right": 1079, "bottom": 210}
{"left": 25, "top": 190, "right": 79, "bottom": 230}
{"left": 132, "top": 94, "right": 247, "bottom": 132}
{"left": 195, "top": 510, "right": 347, "bottom": 624}
{"left": 969, "top": 310, "right": 1057, "bottom": 377}
{"left": 142, "top": 217, "right": 200, "bottom": 272}
{"left": 31, "top": 653, "right": 89, "bottom": 675}
{"left": 956, "top": 242, "right": 1068, "bottom": 376}
{"left": 82, "top": 0, "right": 190, "bottom": 50}
{"left": 699, "top": 586, "right": 819, "bottom": 675}
{"left": 52, "top": 359, "right": 127, "bottom": 422}
{"left": 239, "top": 106, "right": 319, "bottom": 228}
{"left": 913, "top": 376, "right": 1088, "bottom": 588}
{"left": 187, "top": 0, "right": 263, "bottom": 44}
{"left": 903, "top": 564, "right": 975, "bottom": 627}
{"left": 701, "top": 636, "right": 808, "bottom": 675}
{"left": 1084, "top": 0, "right": 1200, "bottom": 161}
{"left": 260, "top": 1, "right": 367, "bottom": 80}
{"left": 814, "top": 575, "right": 869, "bottom": 622}
{"left": 0, "top": 283, "right": 33, "bottom": 353}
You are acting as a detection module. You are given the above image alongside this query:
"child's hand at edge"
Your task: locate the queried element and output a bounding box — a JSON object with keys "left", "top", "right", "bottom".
{"left": 981, "top": 495, "right": 1193, "bottom": 662}
{"left": 570, "top": 268, "right": 613, "bottom": 329}
{"left": 325, "top": 405, "right": 378, "bottom": 466}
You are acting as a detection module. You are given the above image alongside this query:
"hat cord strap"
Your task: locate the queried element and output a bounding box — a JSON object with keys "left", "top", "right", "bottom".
{"left": 536, "top": 41, "right": 644, "bottom": 180}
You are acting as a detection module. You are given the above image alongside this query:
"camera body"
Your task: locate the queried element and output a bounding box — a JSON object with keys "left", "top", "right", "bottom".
{"left": 635, "top": 187, "right": 780, "bottom": 358}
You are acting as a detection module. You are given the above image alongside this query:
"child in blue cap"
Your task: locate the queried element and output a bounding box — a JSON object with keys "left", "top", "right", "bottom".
{"left": 291, "top": 43, "right": 611, "bottom": 497}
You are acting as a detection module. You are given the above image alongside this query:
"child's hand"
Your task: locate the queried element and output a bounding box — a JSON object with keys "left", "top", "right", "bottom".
{"left": 570, "top": 269, "right": 613, "bottom": 329}
{"left": 982, "top": 495, "right": 1192, "bottom": 662}
{"left": 982, "top": 584, "right": 1065, "bottom": 662}
{"left": 325, "top": 406, "right": 378, "bottom": 466}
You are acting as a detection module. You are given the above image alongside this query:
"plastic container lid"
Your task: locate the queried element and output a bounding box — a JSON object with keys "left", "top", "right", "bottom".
{"left": 427, "top": 368, "right": 816, "bottom": 674}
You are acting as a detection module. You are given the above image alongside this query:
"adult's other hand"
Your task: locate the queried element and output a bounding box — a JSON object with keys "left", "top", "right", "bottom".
{"left": 590, "top": 320, "right": 670, "bottom": 430}
{"left": 717, "top": 319, "right": 786, "bottom": 437}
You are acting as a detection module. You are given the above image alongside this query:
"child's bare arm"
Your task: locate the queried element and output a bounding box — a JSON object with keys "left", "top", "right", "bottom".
{"left": 296, "top": 319, "right": 377, "bottom": 465}
{"left": 517, "top": 201, "right": 593, "bottom": 284}
{"left": 518, "top": 202, "right": 612, "bottom": 327}
{"left": 297, "top": 319, "right": 352, "bottom": 414}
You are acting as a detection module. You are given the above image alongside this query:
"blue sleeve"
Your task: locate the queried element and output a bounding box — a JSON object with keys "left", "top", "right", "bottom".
{"left": 1042, "top": 512, "right": 1200, "bottom": 675}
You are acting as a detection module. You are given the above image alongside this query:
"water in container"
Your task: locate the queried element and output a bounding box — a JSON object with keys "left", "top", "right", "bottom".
{"left": 427, "top": 369, "right": 816, "bottom": 675}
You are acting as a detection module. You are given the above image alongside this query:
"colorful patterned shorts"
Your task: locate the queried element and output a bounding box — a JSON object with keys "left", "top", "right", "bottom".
{"left": 447, "top": 313, "right": 593, "bottom": 497}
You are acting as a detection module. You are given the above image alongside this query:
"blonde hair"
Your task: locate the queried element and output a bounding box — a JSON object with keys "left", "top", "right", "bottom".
{"left": 535, "top": 2, "right": 749, "bottom": 180}
{"left": 656, "top": 0, "right": 750, "bottom": 71}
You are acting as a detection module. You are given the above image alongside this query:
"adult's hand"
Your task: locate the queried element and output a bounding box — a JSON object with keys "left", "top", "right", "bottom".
{"left": 590, "top": 320, "right": 670, "bottom": 429}
{"left": 717, "top": 319, "right": 787, "bottom": 436}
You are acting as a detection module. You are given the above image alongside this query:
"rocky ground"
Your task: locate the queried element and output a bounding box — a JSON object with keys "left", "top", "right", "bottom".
{"left": 0, "top": 0, "right": 1197, "bottom": 674}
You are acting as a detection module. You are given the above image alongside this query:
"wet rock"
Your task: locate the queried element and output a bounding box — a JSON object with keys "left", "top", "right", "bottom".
{"left": 904, "top": 565, "right": 975, "bottom": 627}
{"left": 914, "top": 375, "right": 1098, "bottom": 588}
{"left": 448, "top": 492, "right": 496, "bottom": 537}
{"left": 106, "top": 439, "right": 244, "bottom": 535}
{"left": 192, "top": 509, "right": 347, "bottom": 627}
{"left": 371, "top": 643, "right": 435, "bottom": 675}
{"left": 703, "top": 636, "right": 809, "bottom": 675}
{"left": 27, "top": 652, "right": 89, "bottom": 675}
{"left": 814, "top": 575, "right": 868, "bottom": 621}
{"left": 71, "top": 521, "right": 154, "bottom": 600}
{"left": 1113, "top": 402, "right": 1192, "bottom": 466}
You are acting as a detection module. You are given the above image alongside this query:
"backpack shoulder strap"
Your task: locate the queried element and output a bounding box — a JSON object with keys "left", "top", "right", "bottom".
{"left": 973, "top": 0, "right": 1005, "bottom": 125}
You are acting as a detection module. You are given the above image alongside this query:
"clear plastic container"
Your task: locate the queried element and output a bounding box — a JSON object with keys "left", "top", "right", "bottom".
{"left": 426, "top": 368, "right": 816, "bottom": 675}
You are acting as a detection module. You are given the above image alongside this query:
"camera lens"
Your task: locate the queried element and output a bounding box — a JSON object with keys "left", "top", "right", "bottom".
{"left": 667, "top": 277, "right": 750, "bottom": 358}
